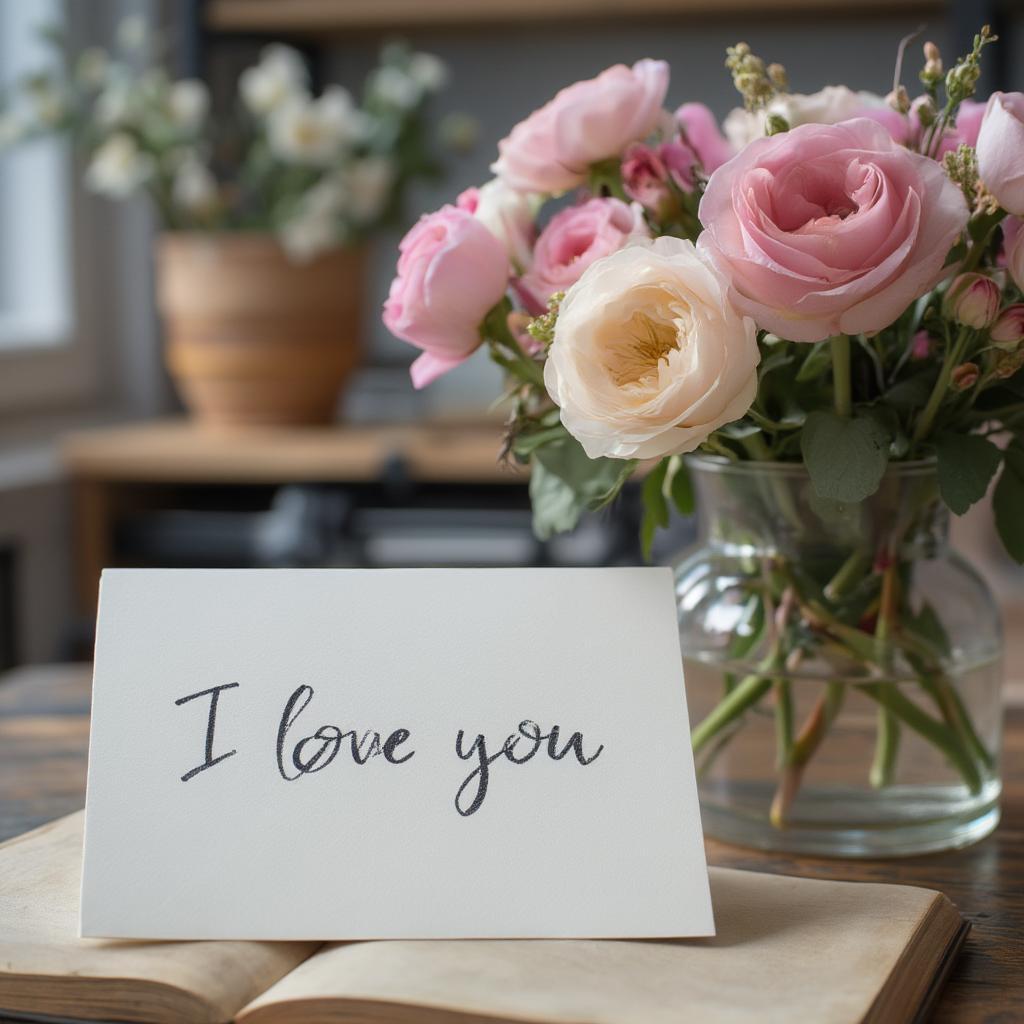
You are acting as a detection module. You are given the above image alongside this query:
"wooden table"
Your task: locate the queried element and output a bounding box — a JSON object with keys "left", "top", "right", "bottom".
{"left": 1, "top": 664, "right": 1021, "bottom": 1023}
{"left": 61, "top": 419, "right": 517, "bottom": 615}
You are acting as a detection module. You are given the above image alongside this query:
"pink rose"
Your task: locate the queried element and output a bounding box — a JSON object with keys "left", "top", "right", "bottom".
{"left": 698, "top": 118, "right": 969, "bottom": 342}
{"left": 977, "top": 92, "right": 1024, "bottom": 215}
{"left": 675, "top": 102, "right": 734, "bottom": 173}
{"left": 384, "top": 206, "right": 509, "bottom": 388}
{"left": 492, "top": 60, "right": 669, "bottom": 194}
{"left": 520, "top": 197, "right": 649, "bottom": 308}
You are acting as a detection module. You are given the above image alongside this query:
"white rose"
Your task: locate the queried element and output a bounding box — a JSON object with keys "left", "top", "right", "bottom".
{"left": 167, "top": 79, "right": 209, "bottom": 132}
{"left": 724, "top": 85, "right": 883, "bottom": 149}
{"left": 473, "top": 178, "right": 540, "bottom": 273}
{"left": 544, "top": 237, "right": 759, "bottom": 460}
{"left": 85, "top": 133, "right": 154, "bottom": 198}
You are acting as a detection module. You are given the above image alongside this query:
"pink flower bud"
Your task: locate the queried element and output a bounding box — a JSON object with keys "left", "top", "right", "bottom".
{"left": 951, "top": 362, "right": 980, "bottom": 391}
{"left": 1004, "top": 217, "right": 1024, "bottom": 291}
{"left": 945, "top": 273, "right": 1001, "bottom": 329}
{"left": 910, "top": 329, "right": 933, "bottom": 360}
{"left": 991, "top": 304, "right": 1024, "bottom": 349}
{"left": 658, "top": 139, "right": 698, "bottom": 193}
{"left": 620, "top": 143, "right": 672, "bottom": 216}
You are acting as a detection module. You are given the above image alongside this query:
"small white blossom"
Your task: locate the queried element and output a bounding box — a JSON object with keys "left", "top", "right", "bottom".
{"left": 373, "top": 66, "right": 421, "bottom": 110}
{"left": 346, "top": 155, "right": 394, "bottom": 223}
{"left": 172, "top": 155, "right": 217, "bottom": 212}
{"left": 86, "top": 132, "right": 154, "bottom": 197}
{"left": 239, "top": 44, "right": 307, "bottom": 116}
{"left": 27, "top": 81, "right": 66, "bottom": 127}
{"left": 408, "top": 53, "right": 447, "bottom": 92}
{"left": 167, "top": 79, "right": 209, "bottom": 132}
{"left": 95, "top": 82, "right": 133, "bottom": 128}
{"left": 267, "top": 88, "right": 364, "bottom": 166}
{"left": 279, "top": 209, "right": 340, "bottom": 262}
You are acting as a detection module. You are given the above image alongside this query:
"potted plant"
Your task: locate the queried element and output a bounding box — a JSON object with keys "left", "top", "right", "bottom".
{"left": 2, "top": 20, "right": 451, "bottom": 425}
{"left": 383, "top": 28, "right": 1024, "bottom": 855}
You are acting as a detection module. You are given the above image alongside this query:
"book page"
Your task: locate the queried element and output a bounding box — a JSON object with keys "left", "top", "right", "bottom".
{"left": 0, "top": 814, "right": 318, "bottom": 1024}
{"left": 239, "top": 868, "right": 948, "bottom": 1024}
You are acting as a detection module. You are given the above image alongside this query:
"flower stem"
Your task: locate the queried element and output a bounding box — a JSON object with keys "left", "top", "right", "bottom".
{"left": 691, "top": 663, "right": 775, "bottom": 754}
{"left": 912, "top": 326, "right": 969, "bottom": 444}
{"left": 870, "top": 558, "right": 901, "bottom": 789}
{"left": 830, "top": 335, "right": 852, "bottom": 417}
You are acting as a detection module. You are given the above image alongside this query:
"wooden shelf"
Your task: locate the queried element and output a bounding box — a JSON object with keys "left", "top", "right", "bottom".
{"left": 60, "top": 419, "right": 519, "bottom": 486}
{"left": 205, "top": 0, "right": 942, "bottom": 34}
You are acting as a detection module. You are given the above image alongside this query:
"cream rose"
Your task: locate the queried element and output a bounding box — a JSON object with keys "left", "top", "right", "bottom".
{"left": 544, "top": 237, "right": 759, "bottom": 460}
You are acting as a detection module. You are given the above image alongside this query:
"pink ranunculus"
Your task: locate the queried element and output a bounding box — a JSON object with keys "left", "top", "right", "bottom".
{"left": 383, "top": 205, "right": 509, "bottom": 388}
{"left": 697, "top": 118, "right": 969, "bottom": 342}
{"left": 621, "top": 144, "right": 672, "bottom": 214}
{"left": 675, "top": 102, "right": 734, "bottom": 173}
{"left": 519, "top": 197, "right": 649, "bottom": 308}
{"left": 492, "top": 60, "right": 669, "bottom": 195}
{"left": 977, "top": 92, "right": 1024, "bottom": 215}
{"left": 659, "top": 140, "right": 698, "bottom": 191}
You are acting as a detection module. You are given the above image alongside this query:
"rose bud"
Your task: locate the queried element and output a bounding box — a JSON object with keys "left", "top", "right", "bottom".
{"left": 658, "top": 139, "right": 698, "bottom": 192}
{"left": 990, "top": 304, "right": 1024, "bottom": 350}
{"left": 910, "top": 329, "right": 933, "bottom": 360}
{"left": 621, "top": 143, "right": 673, "bottom": 216}
{"left": 995, "top": 349, "right": 1024, "bottom": 379}
{"left": 944, "top": 273, "right": 1001, "bottom": 329}
{"left": 951, "top": 362, "right": 980, "bottom": 391}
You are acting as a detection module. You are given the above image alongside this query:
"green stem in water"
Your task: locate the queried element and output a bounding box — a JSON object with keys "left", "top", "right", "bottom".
{"left": 830, "top": 335, "right": 852, "bottom": 417}
{"left": 870, "top": 559, "right": 901, "bottom": 789}
{"left": 856, "top": 683, "right": 983, "bottom": 794}
{"left": 691, "top": 665, "right": 775, "bottom": 755}
{"left": 774, "top": 679, "right": 794, "bottom": 769}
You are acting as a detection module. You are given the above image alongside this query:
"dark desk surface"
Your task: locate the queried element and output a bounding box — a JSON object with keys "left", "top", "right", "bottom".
{"left": 1, "top": 664, "right": 1020, "bottom": 1023}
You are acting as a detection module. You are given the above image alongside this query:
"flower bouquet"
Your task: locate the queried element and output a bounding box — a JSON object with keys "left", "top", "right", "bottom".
{"left": 384, "top": 28, "right": 1022, "bottom": 854}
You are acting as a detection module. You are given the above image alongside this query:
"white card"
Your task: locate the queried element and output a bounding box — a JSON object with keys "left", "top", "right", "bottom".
{"left": 81, "top": 568, "right": 714, "bottom": 940}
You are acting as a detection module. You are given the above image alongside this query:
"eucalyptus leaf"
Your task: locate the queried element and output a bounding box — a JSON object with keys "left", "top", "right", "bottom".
{"left": 801, "top": 410, "right": 890, "bottom": 503}
{"left": 666, "top": 455, "right": 695, "bottom": 516}
{"left": 529, "top": 462, "right": 581, "bottom": 541}
{"left": 795, "top": 340, "right": 833, "bottom": 382}
{"left": 935, "top": 432, "right": 1003, "bottom": 515}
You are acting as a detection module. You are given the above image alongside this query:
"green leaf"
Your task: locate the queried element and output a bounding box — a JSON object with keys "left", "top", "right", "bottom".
{"left": 994, "top": 441, "right": 1024, "bottom": 563}
{"left": 640, "top": 459, "right": 670, "bottom": 562}
{"left": 665, "top": 455, "right": 694, "bottom": 516}
{"left": 801, "top": 410, "right": 890, "bottom": 503}
{"left": 529, "top": 462, "right": 582, "bottom": 541}
{"left": 935, "top": 432, "right": 1003, "bottom": 515}
{"left": 795, "top": 340, "right": 833, "bottom": 382}
{"left": 530, "top": 436, "right": 636, "bottom": 538}
{"left": 511, "top": 424, "right": 567, "bottom": 458}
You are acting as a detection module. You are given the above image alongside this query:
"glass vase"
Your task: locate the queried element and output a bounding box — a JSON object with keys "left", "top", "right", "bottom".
{"left": 675, "top": 455, "right": 1002, "bottom": 857}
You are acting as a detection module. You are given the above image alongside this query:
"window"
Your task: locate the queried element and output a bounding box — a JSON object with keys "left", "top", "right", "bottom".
{"left": 0, "top": 0, "right": 96, "bottom": 413}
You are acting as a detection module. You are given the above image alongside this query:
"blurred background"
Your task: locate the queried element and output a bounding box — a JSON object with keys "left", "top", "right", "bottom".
{"left": 0, "top": 0, "right": 1022, "bottom": 669}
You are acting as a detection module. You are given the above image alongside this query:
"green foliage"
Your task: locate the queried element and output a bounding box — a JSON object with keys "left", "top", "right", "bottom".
{"left": 640, "top": 460, "right": 670, "bottom": 562}
{"left": 994, "top": 441, "right": 1024, "bottom": 564}
{"left": 935, "top": 432, "right": 1003, "bottom": 514}
{"left": 529, "top": 435, "right": 636, "bottom": 541}
{"left": 800, "top": 410, "right": 890, "bottom": 503}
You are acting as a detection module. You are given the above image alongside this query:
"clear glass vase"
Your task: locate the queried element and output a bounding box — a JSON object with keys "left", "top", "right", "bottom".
{"left": 675, "top": 455, "right": 1003, "bottom": 857}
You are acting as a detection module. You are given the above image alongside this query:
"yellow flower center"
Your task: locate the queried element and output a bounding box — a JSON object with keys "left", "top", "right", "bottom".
{"left": 605, "top": 309, "right": 680, "bottom": 387}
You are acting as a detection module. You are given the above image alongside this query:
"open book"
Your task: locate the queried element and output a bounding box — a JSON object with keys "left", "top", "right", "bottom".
{"left": 0, "top": 813, "right": 966, "bottom": 1024}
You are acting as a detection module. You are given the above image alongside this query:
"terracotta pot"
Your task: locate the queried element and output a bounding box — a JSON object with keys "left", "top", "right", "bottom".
{"left": 155, "top": 233, "right": 366, "bottom": 427}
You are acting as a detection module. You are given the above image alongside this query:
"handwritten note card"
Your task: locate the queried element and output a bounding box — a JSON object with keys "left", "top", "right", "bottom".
{"left": 81, "top": 568, "right": 714, "bottom": 940}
